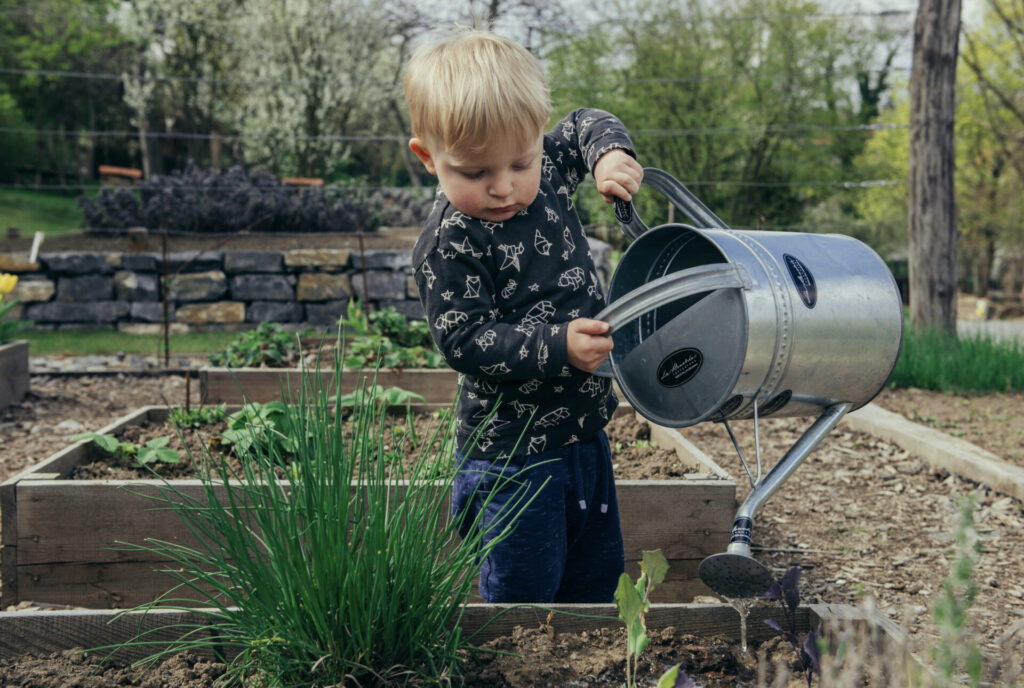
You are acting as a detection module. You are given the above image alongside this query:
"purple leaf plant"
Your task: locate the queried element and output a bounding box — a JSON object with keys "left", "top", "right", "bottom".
{"left": 762, "top": 566, "right": 823, "bottom": 686}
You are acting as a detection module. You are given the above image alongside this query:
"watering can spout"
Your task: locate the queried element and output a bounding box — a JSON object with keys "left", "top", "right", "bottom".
{"left": 697, "top": 402, "right": 853, "bottom": 598}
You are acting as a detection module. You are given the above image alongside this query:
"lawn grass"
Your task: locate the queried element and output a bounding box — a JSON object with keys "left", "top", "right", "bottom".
{"left": 0, "top": 188, "right": 91, "bottom": 237}
{"left": 890, "top": 325, "right": 1024, "bottom": 393}
{"left": 24, "top": 329, "right": 239, "bottom": 357}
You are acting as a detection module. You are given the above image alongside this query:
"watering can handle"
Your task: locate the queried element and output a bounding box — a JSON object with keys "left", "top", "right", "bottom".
{"left": 594, "top": 263, "right": 749, "bottom": 334}
{"left": 613, "top": 167, "right": 730, "bottom": 240}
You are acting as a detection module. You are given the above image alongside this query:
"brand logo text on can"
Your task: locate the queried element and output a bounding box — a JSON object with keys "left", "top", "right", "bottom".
{"left": 657, "top": 348, "right": 703, "bottom": 387}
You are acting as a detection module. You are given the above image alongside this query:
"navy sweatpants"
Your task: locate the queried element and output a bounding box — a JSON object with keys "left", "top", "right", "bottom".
{"left": 450, "top": 430, "right": 625, "bottom": 603}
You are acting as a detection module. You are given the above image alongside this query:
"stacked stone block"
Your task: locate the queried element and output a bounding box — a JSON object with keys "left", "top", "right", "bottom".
{"left": 4, "top": 248, "right": 411, "bottom": 333}
{"left": 1, "top": 239, "right": 612, "bottom": 332}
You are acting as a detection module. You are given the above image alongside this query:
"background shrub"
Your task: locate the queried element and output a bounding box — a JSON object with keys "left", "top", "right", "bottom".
{"left": 79, "top": 163, "right": 382, "bottom": 234}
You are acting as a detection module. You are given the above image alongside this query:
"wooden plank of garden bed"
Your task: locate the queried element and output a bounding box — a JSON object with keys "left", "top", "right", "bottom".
{"left": 616, "top": 481, "right": 734, "bottom": 558}
{"left": 0, "top": 340, "right": 30, "bottom": 412}
{"left": 845, "top": 403, "right": 1024, "bottom": 501}
{"left": 14, "top": 479, "right": 729, "bottom": 608}
{"left": 16, "top": 561, "right": 214, "bottom": 609}
{"left": 15, "top": 560, "right": 713, "bottom": 610}
{"left": 0, "top": 603, "right": 818, "bottom": 658}
{"left": 16, "top": 480, "right": 731, "bottom": 565}
{"left": 7, "top": 403, "right": 735, "bottom": 607}
{"left": 0, "top": 608, "right": 217, "bottom": 663}
{"left": 199, "top": 367, "right": 460, "bottom": 404}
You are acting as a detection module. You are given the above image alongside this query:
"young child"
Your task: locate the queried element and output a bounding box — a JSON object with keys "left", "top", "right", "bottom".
{"left": 403, "top": 27, "right": 644, "bottom": 603}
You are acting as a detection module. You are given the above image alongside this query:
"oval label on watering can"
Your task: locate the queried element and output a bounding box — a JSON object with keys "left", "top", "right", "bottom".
{"left": 783, "top": 253, "right": 817, "bottom": 308}
{"left": 657, "top": 348, "right": 703, "bottom": 387}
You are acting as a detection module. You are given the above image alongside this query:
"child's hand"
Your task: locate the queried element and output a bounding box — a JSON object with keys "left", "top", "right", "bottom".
{"left": 567, "top": 318, "right": 614, "bottom": 372}
{"left": 593, "top": 149, "right": 644, "bottom": 204}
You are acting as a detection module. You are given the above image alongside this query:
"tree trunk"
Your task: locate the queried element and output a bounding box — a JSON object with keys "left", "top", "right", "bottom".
{"left": 908, "top": 0, "right": 961, "bottom": 333}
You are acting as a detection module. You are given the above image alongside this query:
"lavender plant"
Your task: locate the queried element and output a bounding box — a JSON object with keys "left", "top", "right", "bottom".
{"left": 79, "top": 163, "right": 381, "bottom": 234}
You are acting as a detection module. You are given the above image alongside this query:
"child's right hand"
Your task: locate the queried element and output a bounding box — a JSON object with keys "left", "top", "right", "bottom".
{"left": 566, "top": 318, "right": 614, "bottom": 372}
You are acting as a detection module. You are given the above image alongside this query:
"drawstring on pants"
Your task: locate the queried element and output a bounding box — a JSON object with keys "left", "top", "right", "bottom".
{"left": 571, "top": 442, "right": 587, "bottom": 510}
{"left": 569, "top": 441, "right": 610, "bottom": 513}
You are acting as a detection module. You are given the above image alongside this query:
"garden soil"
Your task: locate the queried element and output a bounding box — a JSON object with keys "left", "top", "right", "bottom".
{"left": 1, "top": 374, "right": 1023, "bottom": 684}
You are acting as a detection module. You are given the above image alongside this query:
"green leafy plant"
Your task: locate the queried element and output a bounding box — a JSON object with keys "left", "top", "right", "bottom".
{"left": 339, "top": 384, "right": 425, "bottom": 409}
{"left": 70, "top": 432, "right": 180, "bottom": 468}
{"left": 219, "top": 401, "right": 303, "bottom": 457}
{"left": 102, "top": 347, "right": 537, "bottom": 686}
{"left": 168, "top": 404, "right": 227, "bottom": 429}
{"left": 338, "top": 301, "right": 445, "bottom": 369}
{"left": 208, "top": 323, "right": 311, "bottom": 368}
{"left": 615, "top": 549, "right": 688, "bottom": 688}
{"left": 0, "top": 272, "right": 31, "bottom": 345}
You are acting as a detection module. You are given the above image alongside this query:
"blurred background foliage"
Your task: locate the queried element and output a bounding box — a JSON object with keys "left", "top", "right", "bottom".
{"left": 0, "top": 0, "right": 1022, "bottom": 295}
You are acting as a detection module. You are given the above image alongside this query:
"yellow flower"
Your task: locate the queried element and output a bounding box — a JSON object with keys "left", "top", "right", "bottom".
{"left": 0, "top": 273, "right": 18, "bottom": 298}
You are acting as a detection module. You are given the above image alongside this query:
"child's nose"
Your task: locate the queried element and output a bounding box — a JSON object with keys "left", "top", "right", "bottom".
{"left": 489, "top": 174, "right": 514, "bottom": 198}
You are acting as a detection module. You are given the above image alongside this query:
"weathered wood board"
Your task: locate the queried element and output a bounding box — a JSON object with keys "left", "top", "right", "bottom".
{"left": 1, "top": 405, "right": 735, "bottom": 608}
{"left": 0, "top": 603, "right": 921, "bottom": 673}
{"left": 0, "top": 339, "right": 29, "bottom": 412}
{"left": 199, "top": 367, "right": 461, "bottom": 404}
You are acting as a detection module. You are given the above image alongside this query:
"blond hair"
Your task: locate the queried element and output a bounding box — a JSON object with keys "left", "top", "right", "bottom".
{"left": 403, "top": 27, "right": 550, "bottom": 155}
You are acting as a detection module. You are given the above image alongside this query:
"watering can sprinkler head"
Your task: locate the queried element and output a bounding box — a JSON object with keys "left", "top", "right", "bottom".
{"left": 698, "top": 544, "right": 774, "bottom": 599}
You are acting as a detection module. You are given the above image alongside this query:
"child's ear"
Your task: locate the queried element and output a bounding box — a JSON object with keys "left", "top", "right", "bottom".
{"left": 409, "top": 138, "right": 437, "bottom": 175}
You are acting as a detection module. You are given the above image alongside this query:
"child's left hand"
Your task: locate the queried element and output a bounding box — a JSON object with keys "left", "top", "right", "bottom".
{"left": 593, "top": 149, "right": 644, "bottom": 203}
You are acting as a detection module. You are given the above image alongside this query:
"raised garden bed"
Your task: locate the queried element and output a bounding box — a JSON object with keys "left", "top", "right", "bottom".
{"left": 0, "top": 340, "right": 29, "bottom": 413}
{"left": 198, "top": 366, "right": 461, "bottom": 404}
{"left": 0, "top": 404, "right": 735, "bottom": 609}
{"left": 0, "top": 602, "right": 924, "bottom": 685}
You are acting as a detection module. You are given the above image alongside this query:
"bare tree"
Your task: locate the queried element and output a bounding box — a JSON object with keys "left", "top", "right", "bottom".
{"left": 908, "top": 0, "right": 962, "bottom": 332}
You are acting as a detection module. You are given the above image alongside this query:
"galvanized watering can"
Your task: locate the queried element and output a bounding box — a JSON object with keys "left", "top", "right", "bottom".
{"left": 594, "top": 168, "right": 904, "bottom": 598}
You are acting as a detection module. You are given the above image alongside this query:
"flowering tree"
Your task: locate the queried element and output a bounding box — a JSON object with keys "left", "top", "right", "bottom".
{"left": 227, "top": 0, "right": 397, "bottom": 178}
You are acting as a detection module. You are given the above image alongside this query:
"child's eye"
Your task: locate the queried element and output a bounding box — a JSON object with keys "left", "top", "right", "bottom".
{"left": 461, "top": 170, "right": 484, "bottom": 180}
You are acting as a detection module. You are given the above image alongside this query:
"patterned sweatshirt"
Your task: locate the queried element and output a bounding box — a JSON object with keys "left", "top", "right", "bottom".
{"left": 412, "top": 108, "right": 635, "bottom": 460}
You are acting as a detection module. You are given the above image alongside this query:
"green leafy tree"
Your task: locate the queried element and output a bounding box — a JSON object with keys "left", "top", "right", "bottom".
{"left": 854, "top": 28, "right": 1024, "bottom": 297}
{"left": 0, "top": 0, "right": 134, "bottom": 183}
{"left": 961, "top": 0, "right": 1024, "bottom": 299}
{"left": 115, "top": 0, "right": 248, "bottom": 176}
{"left": 545, "top": 0, "right": 904, "bottom": 231}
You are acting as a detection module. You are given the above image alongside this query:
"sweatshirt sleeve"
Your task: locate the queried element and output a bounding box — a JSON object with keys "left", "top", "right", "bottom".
{"left": 414, "top": 217, "right": 570, "bottom": 381}
{"left": 545, "top": 108, "right": 636, "bottom": 197}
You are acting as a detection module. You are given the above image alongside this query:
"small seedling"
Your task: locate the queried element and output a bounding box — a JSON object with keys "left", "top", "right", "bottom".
{"left": 614, "top": 549, "right": 692, "bottom": 688}
{"left": 70, "top": 432, "right": 181, "bottom": 468}
{"left": 932, "top": 494, "right": 983, "bottom": 687}
{"left": 762, "top": 567, "right": 822, "bottom": 687}
{"left": 169, "top": 404, "right": 227, "bottom": 429}
{"left": 339, "top": 385, "right": 425, "bottom": 409}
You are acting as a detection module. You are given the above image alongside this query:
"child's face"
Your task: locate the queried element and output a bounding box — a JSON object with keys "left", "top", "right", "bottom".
{"left": 410, "top": 132, "right": 543, "bottom": 223}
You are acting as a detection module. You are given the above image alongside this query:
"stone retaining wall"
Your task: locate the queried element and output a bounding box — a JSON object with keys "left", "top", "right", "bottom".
{"left": 0, "top": 240, "right": 612, "bottom": 333}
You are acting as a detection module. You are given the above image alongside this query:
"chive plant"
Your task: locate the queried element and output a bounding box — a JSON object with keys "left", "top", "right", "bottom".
{"left": 109, "top": 345, "right": 536, "bottom": 686}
